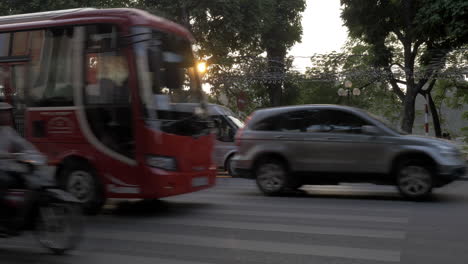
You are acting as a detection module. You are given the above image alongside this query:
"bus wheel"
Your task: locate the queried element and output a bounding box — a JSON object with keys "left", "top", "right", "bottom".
{"left": 59, "top": 161, "right": 105, "bottom": 215}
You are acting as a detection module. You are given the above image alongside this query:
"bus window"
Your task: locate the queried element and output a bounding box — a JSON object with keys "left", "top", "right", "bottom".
{"left": 0, "top": 66, "right": 6, "bottom": 98}
{"left": 11, "top": 65, "right": 26, "bottom": 109}
{"left": 27, "top": 28, "right": 74, "bottom": 107}
{"left": 11, "top": 31, "right": 30, "bottom": 56}
{"left": 0, "top": 33, "right": 10, "bottom": 57}
{"left": 83, "top": 24, "right": 134, "bottom": 158}
{"left": 11, "top": 65, "right": 27, "bottom": 135}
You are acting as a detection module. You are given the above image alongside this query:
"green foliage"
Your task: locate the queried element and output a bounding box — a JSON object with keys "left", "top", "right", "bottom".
{"left": 136, "top": 0, "right": 305, "bottom": 107}
{"left": 260, "top": 0, "right": 305, "bottom": 50}
{"left": 340, "top": 0, "right": 468, "bottom": 133}
{"left": 296, "top": 41, "right": 402, "bottom": 122}
{"left": 136, "top": 0, "right": 267, "bottom": 61}
{"left": 0, "top": 0, "right": 131, "bottom": 15}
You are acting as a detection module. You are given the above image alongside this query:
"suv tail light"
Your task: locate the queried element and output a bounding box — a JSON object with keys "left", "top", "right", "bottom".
{"left": 235, "top": 115, "right": 252, "bottom": 146}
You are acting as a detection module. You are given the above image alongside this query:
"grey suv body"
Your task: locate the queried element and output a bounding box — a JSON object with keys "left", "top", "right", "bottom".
{"left": 232, "top": 105, "right": 466, "bottom": 199}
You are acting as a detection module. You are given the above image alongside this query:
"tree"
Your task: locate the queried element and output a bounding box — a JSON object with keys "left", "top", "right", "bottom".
{"left": 0, "top": 0, "right": 132, "bottom": 15}
{"left": 433, "top": 78, "right": 468, "bottom": 139}
{"left": 341, "top": 0, "right": 468, "bottom": 134}
{"left": 139, "top": 0, "right": 305, "bottom": 107}
{"left": 295, "top": 42, "right": 401, "bottom": 123}
{"left": 260, "top": 0, "right": 305, "bottom": 106}
{"left": 136, "top": 0, "right": 267, "bottom": 62}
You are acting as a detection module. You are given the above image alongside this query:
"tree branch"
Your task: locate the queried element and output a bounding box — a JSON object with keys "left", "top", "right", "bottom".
{"left": 410, "top": 39, "right": 424, "bottom": 63}
{"left": 385, "top": 69, "right": 405, "bottom": 101}
{"left": 389, "top": 79, "right": 405, "bottom": 101}
{"left": 393, "top": 30, "right": 405, "bottom": 44}
{"left": 390, "top": 63, "right": 405, "bottom": 71}
{"left": 419, "top": 79, "right": 437, "bottom": 94}
{"left": 395, "top": 79, "right": 407, "bottom": 85}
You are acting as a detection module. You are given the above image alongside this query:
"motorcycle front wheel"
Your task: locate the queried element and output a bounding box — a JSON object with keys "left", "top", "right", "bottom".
{"left": 34, "top": 202, "right": 83, "bottom": 254}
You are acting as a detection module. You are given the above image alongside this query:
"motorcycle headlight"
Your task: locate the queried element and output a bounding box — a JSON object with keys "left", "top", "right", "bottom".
{"left": 146, "top": 155, "right": 177, "bottom": 171}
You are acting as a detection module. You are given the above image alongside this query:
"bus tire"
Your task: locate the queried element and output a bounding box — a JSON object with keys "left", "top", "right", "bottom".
{"left": 59, "top": 161, "right": 105, "bottom": 215}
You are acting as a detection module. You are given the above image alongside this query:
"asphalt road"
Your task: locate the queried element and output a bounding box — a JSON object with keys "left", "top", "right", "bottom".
{"left": 2, "top": 176, "right": 468, "bottom": 264}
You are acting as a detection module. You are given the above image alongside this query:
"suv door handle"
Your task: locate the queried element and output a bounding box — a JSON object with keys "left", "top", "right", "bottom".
{"left": 325, "top": 137, "right": 340, "bottom": 140}
{"left": 275, "top": 135, "right": 285, "bottom": 139}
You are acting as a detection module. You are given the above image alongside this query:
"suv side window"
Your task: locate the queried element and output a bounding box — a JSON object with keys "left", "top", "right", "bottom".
{"left": 318, "top": 110, "right": 369, "bottom": 134}
{"left": 253, "top": 110, "right": 311, "bottom": 132}
{"left": 252, "top": 114, "right": 283, "bottom": 131}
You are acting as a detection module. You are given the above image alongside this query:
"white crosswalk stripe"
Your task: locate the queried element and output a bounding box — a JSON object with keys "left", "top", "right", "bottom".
{"left": 0, "top": 178, "right": 411, "bottom": 264}
{"left": 87, "top": 231, "right": 401, "bottom": 262}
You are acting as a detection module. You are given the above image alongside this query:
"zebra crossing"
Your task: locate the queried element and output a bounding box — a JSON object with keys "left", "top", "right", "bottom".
{"left": 0, "top": 178, "right": 423, "bottom": 264}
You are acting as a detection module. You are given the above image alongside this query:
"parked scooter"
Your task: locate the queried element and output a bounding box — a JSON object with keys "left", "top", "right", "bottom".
{"left": 0, "top": 152, "right": 83, "bottom": 254}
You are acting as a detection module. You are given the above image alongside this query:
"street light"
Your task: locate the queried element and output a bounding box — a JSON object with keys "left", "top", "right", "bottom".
{"left": 337, "top": 80, "right": 360, "bottom": 105}
{"left": 197, "top": 61, "right": 207, "bottom": 74}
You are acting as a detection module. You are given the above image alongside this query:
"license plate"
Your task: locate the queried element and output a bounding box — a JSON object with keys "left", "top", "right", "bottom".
{"left": 192, "top": 177, "right": 209, "bottom": 187}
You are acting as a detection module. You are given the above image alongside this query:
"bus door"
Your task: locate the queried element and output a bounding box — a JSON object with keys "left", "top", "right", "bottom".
{"left": 81, "top": 24, "right": 139, "bottom": 197}
{"left": 0, "top": 31, "right": 30, "bottom": 135}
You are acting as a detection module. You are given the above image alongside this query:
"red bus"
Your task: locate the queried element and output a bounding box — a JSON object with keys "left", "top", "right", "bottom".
{"left": 0, "top": 8, "right": 216, "bottom": 214}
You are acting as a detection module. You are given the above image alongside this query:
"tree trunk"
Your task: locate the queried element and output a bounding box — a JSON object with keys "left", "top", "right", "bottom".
{"left": 426, "top": 92, "right": 442, "bottom": 137}
{"left": 180, "top": 2, "right": 191, "bottom": 31}
{"left": 265, "top": 47, "right": 286, "bottom": 106}
{"left": 268, "top": 82, "right": 283, "bottom": 106}
{"left": 401, "top": 93, "right": 417, "bottom": 133}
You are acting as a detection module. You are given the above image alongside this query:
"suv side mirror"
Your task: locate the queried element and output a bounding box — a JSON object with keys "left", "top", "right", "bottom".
{"left": 361, "top": 125, "right": 380, "bottom": 135}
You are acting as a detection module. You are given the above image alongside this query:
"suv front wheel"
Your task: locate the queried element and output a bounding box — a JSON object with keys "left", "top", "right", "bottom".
{"left": 396, "top": 161, "right": 433, "bottom": 200}
{"left": 255, "top": 158, "right": 289, "bottom": 196}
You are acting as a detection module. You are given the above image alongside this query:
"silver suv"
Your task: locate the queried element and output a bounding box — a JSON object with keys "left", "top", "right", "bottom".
{"left": 232, "top": 105, "right": 466, "bottom": 199}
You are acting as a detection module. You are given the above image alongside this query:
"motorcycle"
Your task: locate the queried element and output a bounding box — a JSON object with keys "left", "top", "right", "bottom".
{"left": 0, "top": 152, "right": 83, "bottom": 254}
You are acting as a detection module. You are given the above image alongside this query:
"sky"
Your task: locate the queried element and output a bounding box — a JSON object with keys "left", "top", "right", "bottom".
{"left": 289, "top": 0, "right": 349, "bottom": 72}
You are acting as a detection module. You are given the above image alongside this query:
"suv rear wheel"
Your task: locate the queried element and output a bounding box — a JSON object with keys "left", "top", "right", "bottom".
{"left": 225, "top": 155, "right": 234, "bottom": 176}
{"left": 396, "top": 161, "right": 433, "bottom": 200}
{"left": 255, "top": 158, "right": 289, "bottom": 196}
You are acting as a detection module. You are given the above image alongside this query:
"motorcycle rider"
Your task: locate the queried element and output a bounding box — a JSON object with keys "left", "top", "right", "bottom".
{"left": 0, "top": 102, "right": 44, "bottom": 233}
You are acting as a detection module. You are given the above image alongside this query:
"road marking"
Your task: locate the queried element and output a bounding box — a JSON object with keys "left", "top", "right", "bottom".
{"left": 0, "top": 243, "right": 214, "bottom": 264}
{"left": 94, "top": 217, "right": 405, "bottom": 239}
{"left": 210, "top": 184, "right": 400, "bottom": 192}
{"left": 168, "top": 196, "right": 412, "bottom": 214}
{"left": 76, "top": 252, "right": 214, "bottom": 264}
{"left": 187, "top": 208, "right": 409, "bottom": 223}
{"left": 170, "top": 193, "right": 412, "bottom": 214}
{"left": 88, "top": 231, "right": 401, "bottom": 262}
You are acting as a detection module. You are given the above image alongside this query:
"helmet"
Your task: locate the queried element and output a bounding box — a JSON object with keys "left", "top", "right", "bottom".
{"left": 0, "top": 102, "right": 12, "bottom": 110}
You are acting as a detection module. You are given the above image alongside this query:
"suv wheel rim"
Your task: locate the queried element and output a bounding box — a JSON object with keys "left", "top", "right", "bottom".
{"left": 257, "top": 163, "right": 285, "bottom": 192}
{"left": 398, "top": 165, "right": 431, "bottom": 196}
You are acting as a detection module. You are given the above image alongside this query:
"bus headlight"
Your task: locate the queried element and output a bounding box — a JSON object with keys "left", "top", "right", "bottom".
{"left": 146, "top": 155, "right": 177, "bottom": 171}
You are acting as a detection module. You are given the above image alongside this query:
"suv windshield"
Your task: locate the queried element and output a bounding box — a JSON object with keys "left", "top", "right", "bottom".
{"left": 131, "top": 27, "right": 208, "bottom": 136}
